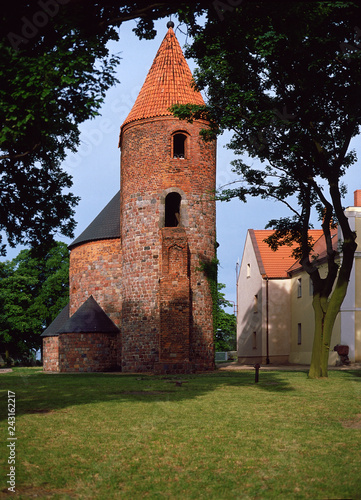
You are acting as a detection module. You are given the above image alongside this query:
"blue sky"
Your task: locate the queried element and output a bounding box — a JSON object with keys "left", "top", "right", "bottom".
{"left": 4, "top": 18, "right": 361, "bottom": 312}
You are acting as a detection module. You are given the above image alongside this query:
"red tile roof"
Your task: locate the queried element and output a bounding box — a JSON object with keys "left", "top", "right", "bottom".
{"left": 249, "top": 228, "right": 335, "bottom": 278}
{"left": 121, "top": 26, "right": 205, "bottom": 128}
{"left": 288, "top": 227, "right": 338, "bottom": 273}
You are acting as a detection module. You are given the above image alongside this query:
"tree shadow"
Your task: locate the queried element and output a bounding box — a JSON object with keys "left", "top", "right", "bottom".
{"left": 0, "top": 366, "right": 301, "bottom": 421}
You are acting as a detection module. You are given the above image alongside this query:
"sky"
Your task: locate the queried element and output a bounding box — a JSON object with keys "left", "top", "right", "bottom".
{"left": 4, "top": 17, "right": 361, "bottom": 312}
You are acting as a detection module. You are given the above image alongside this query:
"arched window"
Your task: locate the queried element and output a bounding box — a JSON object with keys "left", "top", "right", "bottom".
{"left": 165, "top": 192, "right": 181, "bottom": 227}
{"left": 173, "top": 133, "right": 186, "bottom": 158}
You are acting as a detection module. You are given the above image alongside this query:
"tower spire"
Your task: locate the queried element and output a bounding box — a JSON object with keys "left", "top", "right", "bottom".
{"left": 121, "top": 25, "right": 204, "bottom": 129}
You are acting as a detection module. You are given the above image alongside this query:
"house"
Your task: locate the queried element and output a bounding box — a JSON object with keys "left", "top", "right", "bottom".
{"left": 237, "top": 191, "right": 361, "bottom": 365}
{"left": 42, "top": 22, "right": 216, "bottom": 373}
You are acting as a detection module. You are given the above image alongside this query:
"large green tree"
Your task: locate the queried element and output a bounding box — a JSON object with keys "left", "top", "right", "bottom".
{"left": 0, "top": 1, "right": 209, "bottom": 255}
{"left": 0, "top": 242, "right": 69, "bottom": 360}
{"left": 172, "top": 1, "right": 361, "bottom": 377}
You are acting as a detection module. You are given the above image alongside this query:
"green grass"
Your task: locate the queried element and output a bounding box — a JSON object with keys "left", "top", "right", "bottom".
{"left": 1, "top": 367, "right": 361, "bottom": 499}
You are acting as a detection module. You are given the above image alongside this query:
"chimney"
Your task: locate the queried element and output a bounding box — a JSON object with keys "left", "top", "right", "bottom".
{"left": 354, "top": 190, "right": 361, "bottom": 207}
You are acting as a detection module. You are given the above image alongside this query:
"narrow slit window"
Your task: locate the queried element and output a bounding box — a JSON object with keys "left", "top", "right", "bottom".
{"left": 165, "top": 192, "right": 181, "bottom": 227}
{"left": 173, "top": 133, "right": 186, "bottom": 158}
{"left": 297, "top": 278, "right": 302, "bottom": 298}
{"left": 297, "top": 323, "right": 302, "bottom": 345}
{"left": 309, "top": 277, "right": 314, "bottom": 296}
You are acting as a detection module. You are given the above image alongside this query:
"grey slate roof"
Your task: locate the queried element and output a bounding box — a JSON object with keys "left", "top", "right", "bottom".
{"left": 41, "top": 304, "right": 69, "bottom": 337}
{"left": 69, "top": 191, "right": 120, "bottom": 249}
{"left": 57, "top": 296, "right": 120, "bottom": 334}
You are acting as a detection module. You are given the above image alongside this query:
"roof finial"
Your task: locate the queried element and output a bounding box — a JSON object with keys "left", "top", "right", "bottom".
{"left": 167, "top": 20, "right": 174, "bottom": 29}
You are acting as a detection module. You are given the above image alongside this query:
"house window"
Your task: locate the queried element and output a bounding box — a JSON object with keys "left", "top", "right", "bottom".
{"left": 173, "top": 133, "right": 186, "bottom": 158}
{"left": 309, "top": 277, "right": 314, "bottom": 296}
{"left": 247, "top": 263, "right": 251, "bottom": 278}
{"left": 165, "top": 192, "right": 181, "bottom": 227}
{"left": 297, "top": 323, "right": 302, "bottom": 345}
{"left": 253, "top": 294, "right": 258, "bottom": 313}
{"left": 297, "top": 278, "right": 302, "bottom": 298}
{"left": 252, "top": 331, "right": 257, "bottom": 349}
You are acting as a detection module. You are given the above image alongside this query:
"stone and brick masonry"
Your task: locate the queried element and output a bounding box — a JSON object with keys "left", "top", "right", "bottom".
{"left": 42, "top": 25, "right": 216, "bottom": 373}
{"left": 119, "top": 117, "right": 216, "bottom": 373}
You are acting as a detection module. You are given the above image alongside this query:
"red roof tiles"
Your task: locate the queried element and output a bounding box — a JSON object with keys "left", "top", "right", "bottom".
{"left": 250, "top": 228, "right": 336, "bottom": 278}
{"left": 121, "top": 27, "right": 205, "bottom": 128}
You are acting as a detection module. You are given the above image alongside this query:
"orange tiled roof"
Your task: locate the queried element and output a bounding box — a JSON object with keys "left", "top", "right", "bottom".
{"left": 287, "top": 227, "right": 338, "bottom": 273}
{"left": 121, "top": 26, "right": 205, "bottom": 128}
{"left": 250, "top": 229, "right": 327, "bottom": 278}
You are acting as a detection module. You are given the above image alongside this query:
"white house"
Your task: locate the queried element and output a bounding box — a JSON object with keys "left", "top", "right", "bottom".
{"left": 236, "top": 190, "right": 361, "bottom": 366}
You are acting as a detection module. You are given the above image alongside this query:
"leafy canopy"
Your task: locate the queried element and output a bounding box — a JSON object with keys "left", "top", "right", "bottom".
{"left": 174, "top": 1, "right": 361, "bottom": 248}
{"left": 0, "top": 3, "right": 125, "bottom": 254}
{"left": 0, "top": 242, "right": 69, "bottom": 359}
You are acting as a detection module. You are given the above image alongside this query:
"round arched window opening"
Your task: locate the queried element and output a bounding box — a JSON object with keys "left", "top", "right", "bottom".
{"left": 173, "top": 133, "right": 186, "bottom": 158}
{"left": 165, "top": 192, "right": 182, "bottom": 227}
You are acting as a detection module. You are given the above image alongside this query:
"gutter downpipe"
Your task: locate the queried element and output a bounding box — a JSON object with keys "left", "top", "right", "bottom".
{"left": 266, "top": 276, "right": 270, "bottom": 364}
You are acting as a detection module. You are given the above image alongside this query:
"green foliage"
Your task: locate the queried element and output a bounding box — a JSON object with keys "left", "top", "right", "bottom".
{"left": 0, "top": 242, "right": 69, "bottom": 359}
{"left": 215, "top": 283, "right": 236, "bottom": 351}
{"left": 173, "top": 1, "right": 361, "bottom": 377}
{"left": 0, "top": 4, "right": 122, "bottom": 253}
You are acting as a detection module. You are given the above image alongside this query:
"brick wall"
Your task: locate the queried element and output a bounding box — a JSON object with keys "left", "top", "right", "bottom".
{"left": 159, "top": 227, "right": 190, "bottom": 363}
{"left": 58, "top": 332, "right": 117, "bottom": 372}
{"left": 120, "top": 116, "right": 216, "bottom": 372}
{"left": 43, "top": 336, "right": 59, "bottom": 372}
{"left": 69, "top": 238, "right": 122, "bottom": 328}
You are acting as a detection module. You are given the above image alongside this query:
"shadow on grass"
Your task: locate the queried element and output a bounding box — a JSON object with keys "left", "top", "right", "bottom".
{"left": 1, "top": 367, "right": 359, "bottom": 420}
{"left": 337, "top": 368, "right": 361, "bottom": 381}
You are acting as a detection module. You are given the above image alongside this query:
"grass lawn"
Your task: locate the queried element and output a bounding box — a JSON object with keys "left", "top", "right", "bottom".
{"left": 1, "top": 367, "right": 360, "bottom": 499}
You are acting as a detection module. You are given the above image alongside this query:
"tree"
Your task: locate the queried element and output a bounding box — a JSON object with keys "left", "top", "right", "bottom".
{"left": 0, "top": 242, "right": 69, "bottom": 360}
{"left": 215, "top": 283, "right": 236, "bottom": 352}
{"left": 0, "top": 1, "right": 209, "bottom": 255}
{"left": 172, "top": 1, "right": 361, "bottom": 377}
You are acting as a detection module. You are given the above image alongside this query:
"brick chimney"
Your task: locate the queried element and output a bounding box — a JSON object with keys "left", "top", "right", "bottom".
{"left": 354, "top": 190, "right": 361, "bottom": 207}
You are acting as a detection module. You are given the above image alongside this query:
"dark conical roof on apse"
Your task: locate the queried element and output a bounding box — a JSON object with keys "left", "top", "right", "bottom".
{"left": 69, "top": 191, "right": 120, "bottom": 249}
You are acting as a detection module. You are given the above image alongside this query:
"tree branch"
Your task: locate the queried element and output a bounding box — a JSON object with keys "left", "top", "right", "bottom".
{"left": 0, "top": 144, "right": 41, "bottom": 161}
{"left": 98, "top": 3, "right": 180, "bottom": 27}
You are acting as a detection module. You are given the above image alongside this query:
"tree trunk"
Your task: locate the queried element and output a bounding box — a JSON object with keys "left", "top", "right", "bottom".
{"left": 309, "top": 294, "right": 328, "bottom": 378}
{"left": 308, "top": 237, "right": 357, "bottom": 378}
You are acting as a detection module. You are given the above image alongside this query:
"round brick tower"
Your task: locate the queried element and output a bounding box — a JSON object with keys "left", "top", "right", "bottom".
{"left": 119, "top": 24, "right": 216, "bottom": 373}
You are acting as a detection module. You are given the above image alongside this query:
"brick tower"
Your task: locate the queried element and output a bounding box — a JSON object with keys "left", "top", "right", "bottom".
{"left": 42, "top": 23, "right": 216, "bottom": 373}
{"left": 119, "top": 22, "right": 216, "bottom": 373}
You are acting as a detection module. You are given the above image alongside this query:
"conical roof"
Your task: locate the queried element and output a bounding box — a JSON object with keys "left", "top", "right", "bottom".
{"left": 41, "top": 304, "right": 69, "bottom": 337}
{"left": 121, "top": 25, "right": 205, "bottom": 128}
{"left": 69, "top": 191, "right": 120, "bottom": 249}
{"left": 57, "top": 296, "right": 119, "bottom": 334}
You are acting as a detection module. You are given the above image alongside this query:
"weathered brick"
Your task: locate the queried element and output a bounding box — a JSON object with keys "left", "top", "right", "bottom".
{"left": 43, "top": 28, "right": 216, "bottom": 374}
